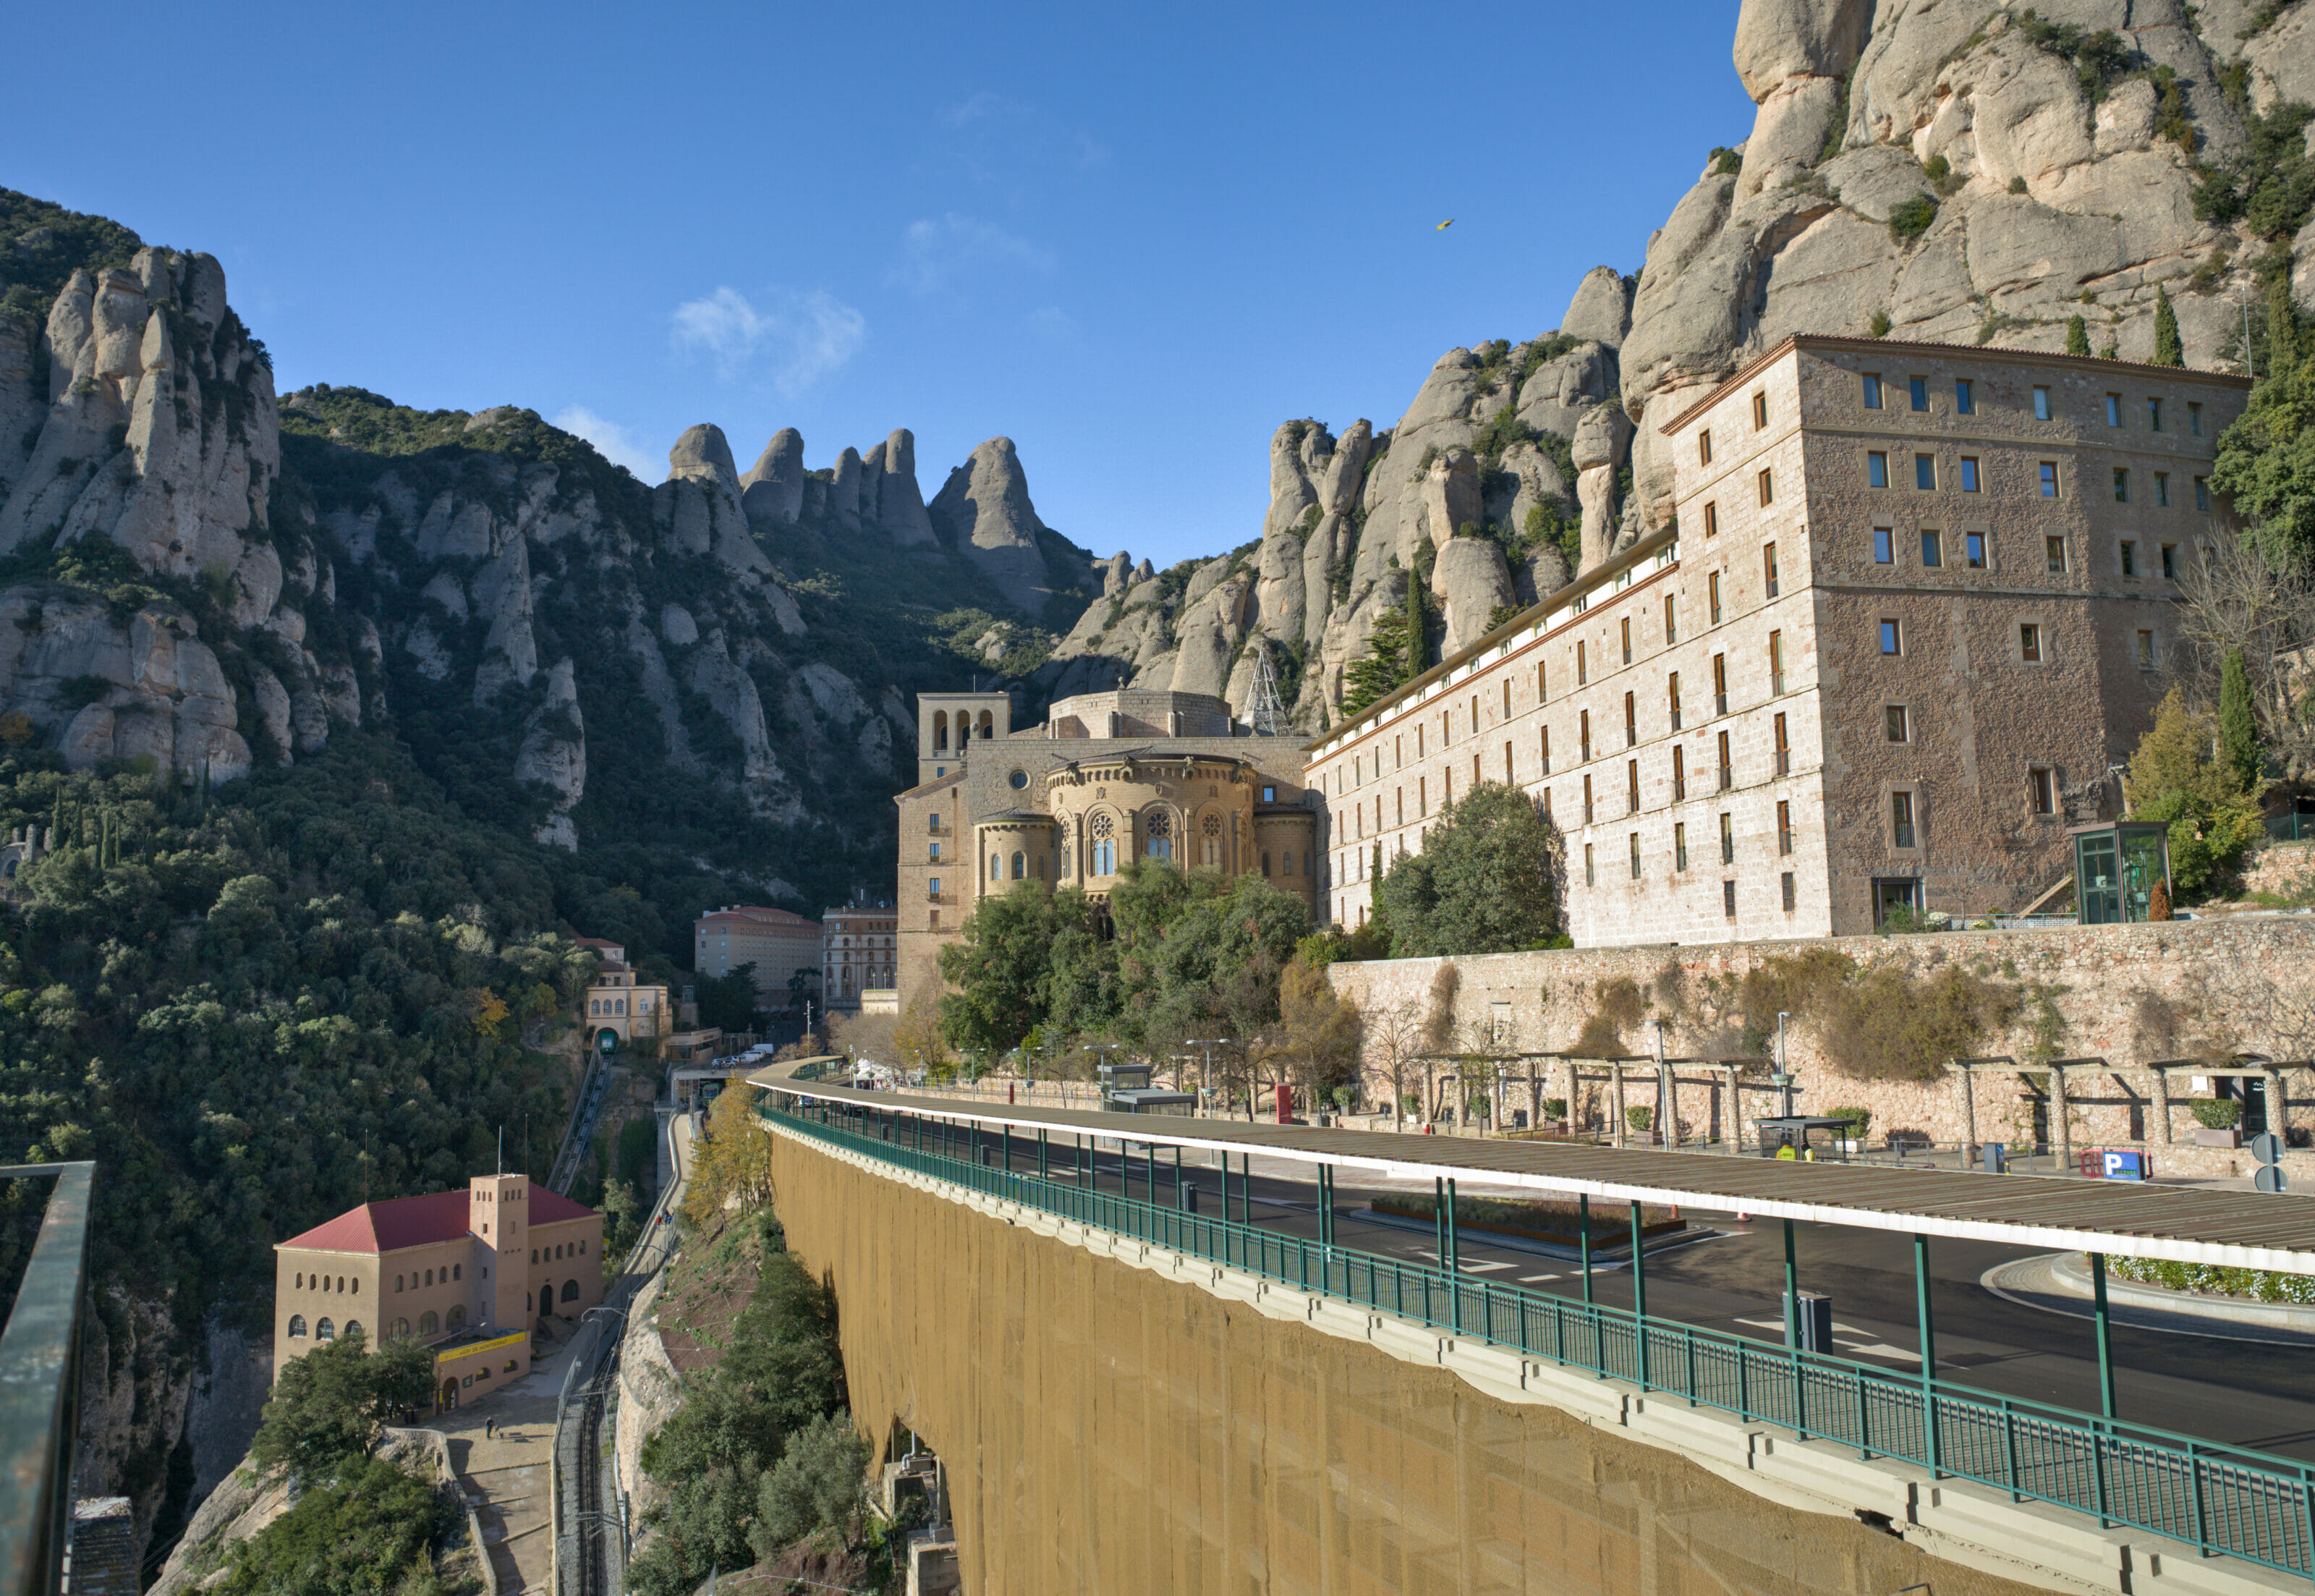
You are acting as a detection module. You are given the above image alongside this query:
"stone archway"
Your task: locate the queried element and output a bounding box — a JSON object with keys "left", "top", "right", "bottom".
{"left": 438, "top": 1378, "right": 459, "bottom": 1413}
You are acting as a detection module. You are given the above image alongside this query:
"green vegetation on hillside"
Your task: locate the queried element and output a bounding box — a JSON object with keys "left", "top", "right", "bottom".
{"left": 629, "top": 1197, "right": 870, "bottom": 1596}
{"left": 0, "top": 187, "right": 147, "bottom": 323}
{"left": 0, "top": 739, "right": 592, "bottom": 1359}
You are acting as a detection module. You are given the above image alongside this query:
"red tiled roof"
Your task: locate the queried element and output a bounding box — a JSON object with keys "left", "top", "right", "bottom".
{"left": 575, "top": 937, "right": 624, "bottom": 950}
{"left": 277, "top": 1184, "right": 598, "bottom": 1254}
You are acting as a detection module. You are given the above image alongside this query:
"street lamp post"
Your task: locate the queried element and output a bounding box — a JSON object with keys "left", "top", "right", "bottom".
{"left": 1186, "top": 1039, "right": 1235, "bottom": 1119}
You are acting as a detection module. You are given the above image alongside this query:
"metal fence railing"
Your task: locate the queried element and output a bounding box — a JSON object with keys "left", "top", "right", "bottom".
{"left": 0, "top": 1162, "right": 95, "bottom": 1596}
{"left": 765, "top": 1096, "right": 2315, "bottom": 1582}
{"left": 2267, "top": 810, "right": 2315, "bottom": 844}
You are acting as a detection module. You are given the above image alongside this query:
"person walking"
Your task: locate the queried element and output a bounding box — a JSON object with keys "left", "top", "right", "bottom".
{"left": 485, "top": 1417, "right": 496, "bottom": 1440}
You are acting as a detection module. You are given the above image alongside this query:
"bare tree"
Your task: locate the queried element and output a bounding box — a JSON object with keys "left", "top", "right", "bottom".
{"left": 1360, "top": 996, "right": 1424, "bottom": 1125}
{"left": 2173, "top": 535, "right": 2315, "bottom": 780}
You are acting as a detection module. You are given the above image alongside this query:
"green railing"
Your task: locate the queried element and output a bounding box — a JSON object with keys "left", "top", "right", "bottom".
{"left": 768, "top": 1095, "right": 2315, "bottom": 1582}
{"left": 0, "top": 1162, "right": 94, "bottom": 1596}
{"left": 2268, "top": 810, "right": 2315, "bottom": 844}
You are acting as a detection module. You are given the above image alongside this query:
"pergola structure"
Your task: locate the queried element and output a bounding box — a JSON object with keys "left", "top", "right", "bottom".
{"left": 1419, "top": 1053, "right": 1779, "bottom": 1150}
{"left": 1947, "top": 1054, "right": 2309, "bottom": 1163}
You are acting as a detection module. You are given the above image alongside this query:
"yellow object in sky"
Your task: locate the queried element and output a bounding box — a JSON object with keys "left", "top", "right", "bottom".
{"left": 1436, "top": 218, "right": 1455, "bottom": 231}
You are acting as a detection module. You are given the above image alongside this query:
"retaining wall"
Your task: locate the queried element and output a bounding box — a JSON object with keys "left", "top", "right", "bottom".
{"left": 1326, "top": 916, "right": 2315, "bottom": 1176}
{"left": 765, "top": 1128, "right": 2060, "bottom": 1596}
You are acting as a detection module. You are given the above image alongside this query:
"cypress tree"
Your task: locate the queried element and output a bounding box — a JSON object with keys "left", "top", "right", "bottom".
{"left": 2269, "top": 276, "right": 2300, "bottom": 375}
{"left": 2066, "top": 314, "right": 2091, "bottom": 357}
{"left": 2219, "top": 648, "right": 2261, "bottom": 792}
{"left": 2153, "top": 284, "right": 2183, "bottom": 367}
{"left": 1405, "top": 566, "right": 1427, "bottom": 678}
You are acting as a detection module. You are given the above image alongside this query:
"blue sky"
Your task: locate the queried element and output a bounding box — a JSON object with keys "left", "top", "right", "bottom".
{"left": 8, "top": 1, "right": 1755, "bottom": 573}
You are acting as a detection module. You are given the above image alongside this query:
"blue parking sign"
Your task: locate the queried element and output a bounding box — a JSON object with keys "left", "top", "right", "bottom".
{"left": 2101, "top": 1150, "right": 2147, "bottom": 1181}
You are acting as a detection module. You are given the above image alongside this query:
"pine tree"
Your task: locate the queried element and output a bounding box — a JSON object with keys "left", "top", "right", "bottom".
{"left": 2066, "top": 314, "right": 2091, "bottom": 357}
{"left": 2153, "top": 283, "right": 2183, "bottom": 367}
{"left": 2219, "top": 648, "right": 2262, "bottom": 792}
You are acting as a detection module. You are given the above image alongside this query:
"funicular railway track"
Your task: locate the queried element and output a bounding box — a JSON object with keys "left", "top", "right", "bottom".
{"left": 558, "top": 1108, "right": 692, "bottom": 1596}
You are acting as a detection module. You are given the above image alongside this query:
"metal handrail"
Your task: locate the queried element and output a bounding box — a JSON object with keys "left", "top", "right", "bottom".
{"left": 767, "top": 1100, "right": 2315, "bottom": 1582}
{"left": 0, "top": 1163, "right": 94, "bottom": 1596}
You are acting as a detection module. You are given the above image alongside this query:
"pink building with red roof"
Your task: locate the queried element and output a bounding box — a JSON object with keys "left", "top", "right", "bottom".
{"left": 273, "top": 1172, "right": 603, "bottom": 1412}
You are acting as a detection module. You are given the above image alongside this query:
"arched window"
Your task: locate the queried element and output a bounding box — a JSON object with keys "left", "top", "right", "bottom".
{"left": 977, "top": 710, "right": 993, "bottom": 737}
{"left": 934, "top": 710, "right": 948, "bottom": 752}
{"left": 447, "top": 1305, "right": 467, "bottom": 1329}
{"left": 287, "top": 1315, "right": 307, "bottom": 1338}
{"left": 394, "top": 1275, "right": 403, "bottom": 1292}
{"left": 1011, "top": 852, "right": 1026, "bottom": 879}
{"left": 1144, "top": 809, "right": 1171, "bottom": 862}
{"left": 424, "top": 1269, "right": 433, "bottom": 1286}
{"left": 315, "top": 1317, "right": 336, "bottom": 1341}
{"left": 351, "top": 1278, "right": 359, "bottom": 1294}
{"left": 988, "top": 853, "right": 1000, "bottom": 880}
{"left": 1201, "top": 812, "right": 1221, "bottom": 867}
{"left": 561, "top": 1280, "right": 581, "bottom": 1302}
{"left": 1089, "top": 811, "right": 1116, "bottom": 877}
{"left": 1262, "top": 852, "right": 1272, "bottom": 875}
{"left": 343, "top": 1321, "right": 362, "bottom": 1341}
{"left": 391, "top": 1318, "right": 411, "bottom": 1339}
{"left": 452, "top": 1265, "right": 460, "bottom": 1281}
{"left": 420, "top": 1311, "right": 439, "bottom": 1335}
{"left": 294, "top": 1273, "right": 303, "bottom": 1289}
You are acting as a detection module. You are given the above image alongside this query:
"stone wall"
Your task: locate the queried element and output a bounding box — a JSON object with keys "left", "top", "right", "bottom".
{"left": 1327, "top": 915, "right": 2315, "bottom": 1172}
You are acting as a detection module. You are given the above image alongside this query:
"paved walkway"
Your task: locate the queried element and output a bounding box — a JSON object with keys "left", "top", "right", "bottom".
{"left": 422, "top": 1327, "right": 585, "bottom": 1595}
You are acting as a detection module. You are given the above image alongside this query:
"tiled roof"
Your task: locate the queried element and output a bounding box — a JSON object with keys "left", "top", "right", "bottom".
{"left": 277, "top": 1185, "right": 597, "bottom": 1254}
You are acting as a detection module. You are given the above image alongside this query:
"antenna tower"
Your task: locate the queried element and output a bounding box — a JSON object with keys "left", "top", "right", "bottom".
{"left": 1246, "top": 642, "right": 1291, "bottom": 737}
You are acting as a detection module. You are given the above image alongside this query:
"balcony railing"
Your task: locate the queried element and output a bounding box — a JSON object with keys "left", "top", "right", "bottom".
{"left": 0, "top": 1162, "right": 94, "bottom": 1596}
{"left": 1895, "top": 823, "right": 1917, "bottom": 849}
{"left": 762, "top": 1101, "right": 2315, "bottom": 1587}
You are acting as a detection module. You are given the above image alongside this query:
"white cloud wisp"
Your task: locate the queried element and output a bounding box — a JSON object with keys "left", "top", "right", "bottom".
{"left": 893, "top": 213, "right": 1057, "bottom": 295}
{"left": 551, "top": 405, "right": 657, "bottom": 478}
{"left": 671, "top": 286, "right": 865, "bottom": 394}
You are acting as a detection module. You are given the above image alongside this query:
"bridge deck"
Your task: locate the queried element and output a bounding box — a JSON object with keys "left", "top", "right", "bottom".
{"left": 752, "top": 1060, "right": 2315, "bottom": 1273}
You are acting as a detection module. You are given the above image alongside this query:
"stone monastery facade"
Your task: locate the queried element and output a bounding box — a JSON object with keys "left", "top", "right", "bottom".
{"left": 1307, "top": 336, "right": 2251, "bottom": 944}
{"left": 893, "top": 688, "right": 1317, "bottom": 1016}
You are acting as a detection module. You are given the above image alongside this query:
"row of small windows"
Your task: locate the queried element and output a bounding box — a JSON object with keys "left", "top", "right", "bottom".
{"left": 1872, "top": 525, "right": 2201, "bottom": 581}
{"left": 294, "top": 1272, "right": 359, "bottom": 1293}
{"left": 532, "top": 1241, "right": 585, "bottom": 1262}
{"left": 1861, "top": 371, "right": 2204, "bottom": 435}
{"left": 928, "top": 708, "right": 996, "bottom": 752}
{"left": 1860, "top": 449, "right": 2209, "bottom": 509}
{"left": 285, "top": 1316, "right": 362, "bottom": 1341}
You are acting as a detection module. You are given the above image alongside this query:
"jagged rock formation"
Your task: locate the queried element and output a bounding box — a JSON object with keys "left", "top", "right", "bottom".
{"left": 1041, "top": 279, "right": 1620, "bottom": 727}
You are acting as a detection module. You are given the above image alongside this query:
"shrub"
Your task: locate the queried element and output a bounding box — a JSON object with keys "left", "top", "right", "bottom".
{"left": 1824, "top": 1105, "right": 1873, "bottom": 1140}
{"left": 1542, "top": 1097, "right": 1568, "bottom": 1119}
{"left": 2192, "top": 1098, "right": 2242, "bottom": 1129}
{"left": 2008, "top": 175, "right": 2029, "bottom": 194}
{"left": 1887, "top": 192, "right": 1939, "bottom": 242}
{"left": 2110, "top": 1255, "right": 2315, "bottom": 1303}
{"left": 1626, "top": 1105, "right": 1654, "bottom": 1133}
{"left": 1709, "top": 147, "right": 1742, "bottom": 176}
{"left": 2066, "top": 314, "right": 2091, "bottom": 356}
{"left": 1867, "top": 310, "right": 1892, "bottom": 337}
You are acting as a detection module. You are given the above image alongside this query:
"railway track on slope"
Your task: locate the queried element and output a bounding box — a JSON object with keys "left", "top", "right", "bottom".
{"left": 558, "top": 1109, "right": 694, "bottom": 1596}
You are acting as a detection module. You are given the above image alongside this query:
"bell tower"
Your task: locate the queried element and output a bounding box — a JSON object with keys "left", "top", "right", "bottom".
{"left": 915, "top": 691, "right": 1013, "bottom": 786}
{"left": 468, "top": 1172, "right": 529, "bottom": 1332}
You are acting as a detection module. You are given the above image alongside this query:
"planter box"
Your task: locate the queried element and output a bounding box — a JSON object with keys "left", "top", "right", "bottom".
{"left": 2193, "top": 1126, "right": 2242, "bottom": 1148}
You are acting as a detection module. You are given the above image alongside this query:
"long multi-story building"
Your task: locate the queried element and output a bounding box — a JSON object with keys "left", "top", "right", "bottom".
{"left": 695, "top": 905, "right": 824, "bottom": 1002}
{"left": 822, "top": 902, "right": 897, "bottom": 1011}
{"left": 1307, "top": 336, "right": 2250, "bottom": 943}
{"left": 894, "top": 688, "right": 1318, "bottom": 1017}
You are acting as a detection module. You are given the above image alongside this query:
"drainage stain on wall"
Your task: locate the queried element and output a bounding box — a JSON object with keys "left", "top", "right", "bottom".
{"left": 770, "top": 1135, "right": 2041, "bottom": 1595}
